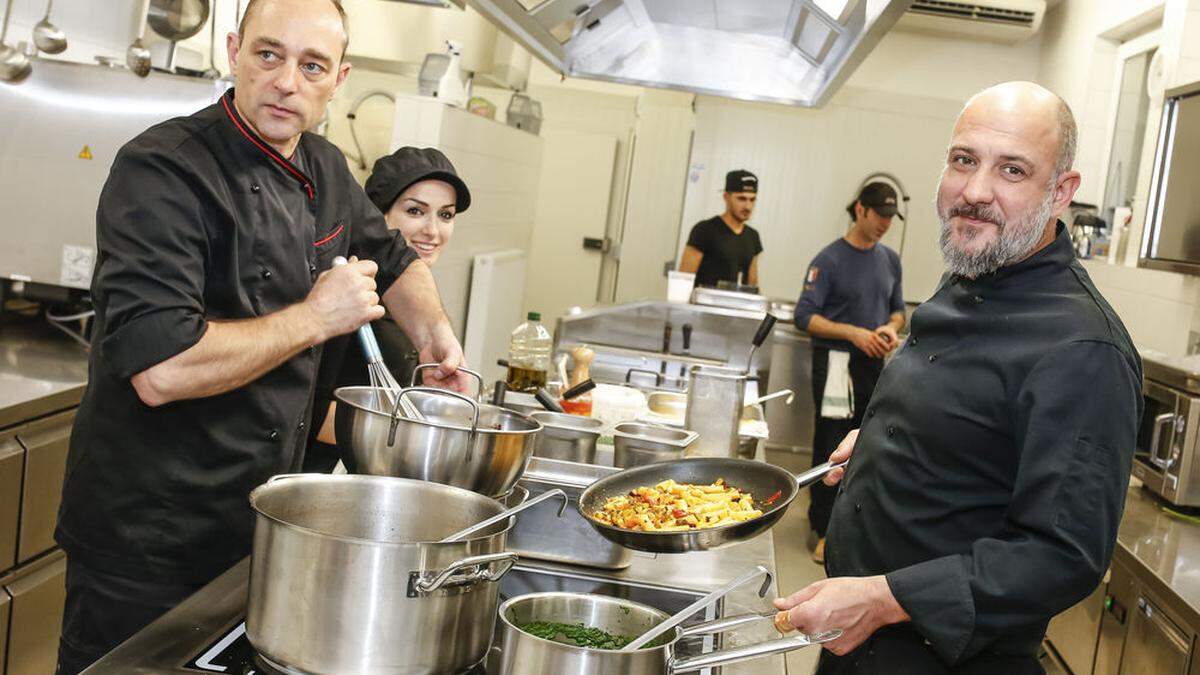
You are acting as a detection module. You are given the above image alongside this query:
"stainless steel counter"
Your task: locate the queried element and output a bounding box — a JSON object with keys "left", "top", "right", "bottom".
{"left": 1112, "top": 485, "right": 1200, "bottom": 631}
{"left": 0, "top": 316, "right": 88, "bottom": 430}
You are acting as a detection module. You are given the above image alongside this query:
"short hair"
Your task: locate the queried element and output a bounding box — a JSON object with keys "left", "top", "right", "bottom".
{"left": 1054, "top": 96, "right": 1077, "bottom": 176}
{"left": 239, "top": 0, "right": 349, "bottom": 58}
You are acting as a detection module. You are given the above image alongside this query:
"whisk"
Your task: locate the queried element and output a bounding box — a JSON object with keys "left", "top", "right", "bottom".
{"left": 332, "top": 257, "right": 421, "bottom": 419}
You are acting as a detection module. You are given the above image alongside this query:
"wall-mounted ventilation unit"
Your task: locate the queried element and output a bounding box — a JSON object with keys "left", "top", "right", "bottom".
{"left": 897, "top": 0, "right": 1046, "bottom": 44}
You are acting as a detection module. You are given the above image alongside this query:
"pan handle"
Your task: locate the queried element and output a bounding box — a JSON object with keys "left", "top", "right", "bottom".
{"left": 795, "top": 460, "right": 849, "bottom": 489}
{"left": 669, "top": 629, "right": 842, "bottom": 674}
{"left": 410, "top": 363, "right": 485, "bottom": 400}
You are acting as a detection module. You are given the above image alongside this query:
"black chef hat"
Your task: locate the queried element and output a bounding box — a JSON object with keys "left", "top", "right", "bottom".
{"left": 365, "top": 147, "right": 471, "bottom": 215}
{"left": 850, "top": 182, "right": 904, "bottom": 220}
{"left": 724, "top": 169, "right": 758, "bottom": 194}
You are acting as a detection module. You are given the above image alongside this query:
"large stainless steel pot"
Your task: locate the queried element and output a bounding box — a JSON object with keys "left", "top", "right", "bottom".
{"left": 529, "top": 411, "right": 604, "bottom": 462}
{"left": 247, "top": 474, "right": 518, "bottom": 674}
{"left": 496, "top": 592, "right": 837, "bottom": 674}
{"left": 335, "top": 378, "right": 542, "bottom": 497}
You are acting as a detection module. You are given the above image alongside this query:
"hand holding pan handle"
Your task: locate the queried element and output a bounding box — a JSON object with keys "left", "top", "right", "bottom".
{"left": 795, "top": 459, "right": 849, "bottom": 489}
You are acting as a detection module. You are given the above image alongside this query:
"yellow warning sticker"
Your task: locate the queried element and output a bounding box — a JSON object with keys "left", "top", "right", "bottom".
{"left": 78, "top": 145, "right": 93, "bottom": 160}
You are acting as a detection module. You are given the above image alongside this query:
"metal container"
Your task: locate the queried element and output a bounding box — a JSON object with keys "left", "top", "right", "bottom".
{"left": 689, "top": 287, "right": 769, "bottom": 313}
{"left": 612, "top": 422, "right": 699, "bottom": 468}
{"left": 496, "top": 592, "right": 835, "bottom": 674}
{"left": 246, "top": 474, "right": 518, "bottom": 675}
{"left": 509, "top": 457, "right": 632, "bottom": 570}
{"left": 529, "top": 411, "right": 604, "bottom": 463}
{"left": 684, "top": 365, "right": 745, "bottom": 458}
{"left": 335, "top": 385, "right": 543, "bottom": 498}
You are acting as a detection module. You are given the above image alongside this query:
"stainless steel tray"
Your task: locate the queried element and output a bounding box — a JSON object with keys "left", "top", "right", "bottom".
{"left": 509, "top": 458, "right": 633, "bottom": 570}
{"left": 689, "top": 287, "right": 769, "bottom": 313}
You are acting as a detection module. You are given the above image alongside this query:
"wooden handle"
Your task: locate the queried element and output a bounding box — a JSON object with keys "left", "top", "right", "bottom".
{"left": 774, "top": 610, "right": 795, "bottom": 634}
{"left": 570, "top": 345, "right": 594, "bottom": 386}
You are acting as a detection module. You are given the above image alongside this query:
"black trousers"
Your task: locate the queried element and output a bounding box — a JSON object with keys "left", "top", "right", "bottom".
{"left": 57, "top": 560, "right": 206, "bottom": 675}
{"left": 809, "top": 346, "right": 883, "bottom": 538}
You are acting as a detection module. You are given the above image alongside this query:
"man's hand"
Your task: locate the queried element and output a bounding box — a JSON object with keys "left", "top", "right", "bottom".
{"left": 774, "top": 576, "right": 909, "bottom": 656}
{"left": 304, "top": 258, "right": 384, "bottom": 342}
{"left": 824, "top": 429, "right": 858, "bottom": 486}
{"left": 874, "top": 324, "right": 900, "bottom": 353}
{"left": 849, "top": 327, "right": 889, "bottom": 359}
{"left": 417, "top": 322, "right": 471, "bottom": 393}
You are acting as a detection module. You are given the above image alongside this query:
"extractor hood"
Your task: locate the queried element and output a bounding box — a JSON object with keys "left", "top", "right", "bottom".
{"left": 463, "top": 0, "right": 913, "bottom": 107}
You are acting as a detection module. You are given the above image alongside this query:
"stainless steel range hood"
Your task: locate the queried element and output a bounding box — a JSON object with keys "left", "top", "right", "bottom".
{"left": 463, "top": 0, "right": 913, "bottom": 106}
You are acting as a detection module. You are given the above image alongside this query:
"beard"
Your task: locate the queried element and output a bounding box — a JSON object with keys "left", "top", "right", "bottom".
{"left": 936, "top": 179, "right": 1056, "bottom": 278}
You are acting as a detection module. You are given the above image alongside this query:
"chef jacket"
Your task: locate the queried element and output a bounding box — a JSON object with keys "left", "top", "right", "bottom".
{"left": 56, "top": 89, "right": 418, "bottom": 583}
{"left": 825, "top": 223, "right": 1142, "bottom": 671}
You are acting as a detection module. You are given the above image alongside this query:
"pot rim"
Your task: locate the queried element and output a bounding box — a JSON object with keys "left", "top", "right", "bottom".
{"left": 334, "top": 385, "right": 544, "bottom": 436}
{"left": 249, "top": 474, "right": 514, "bottom": 547}
{"left": 498, "top": 591, "right": 680, "bottom": 655}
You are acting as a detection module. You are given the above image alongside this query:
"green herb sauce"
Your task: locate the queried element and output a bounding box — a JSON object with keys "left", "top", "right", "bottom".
{"left": 517, "top": 620, "right": 658, "bottom": 650}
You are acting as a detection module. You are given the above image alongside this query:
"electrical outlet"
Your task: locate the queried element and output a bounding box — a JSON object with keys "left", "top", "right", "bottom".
{"left": 1189, "top": 331, "right": 1200, "bottom": 355}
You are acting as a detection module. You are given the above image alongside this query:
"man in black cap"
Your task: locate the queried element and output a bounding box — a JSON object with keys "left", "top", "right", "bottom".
{"left": 679, "top": 169, "right": 764, "bottom": 288}
{"left": 794, "top": 181, "right": 906, "bottom": 563}
{"left": 305, "top": 146, "right": 471, "bottom": 471}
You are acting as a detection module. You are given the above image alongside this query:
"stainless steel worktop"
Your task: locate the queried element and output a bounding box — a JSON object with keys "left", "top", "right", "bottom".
{"left": 0, "top": 316, "right": 88, "bottom": 429}
{"left": 1113, "top": 484, "right": 1200, "bottom": 630}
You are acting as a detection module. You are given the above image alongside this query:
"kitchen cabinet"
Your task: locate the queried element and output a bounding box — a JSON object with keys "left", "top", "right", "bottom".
{"left": 3, "top": 551, "right": 66, "bottom": 675}
{"left": 15, "top": 410, "right": 73, "bottom": 565}
{"left": 0, "top": 589, "right": 10, "bottom": 674}
{"left": 1120, "top": 593, "right": 1191, "bottom": 675}
{"left": 0, "top": 434, "right": 22, "bottom": 573}
{"left": 1047, "top": 582, "right": 1106, "bottom": 674}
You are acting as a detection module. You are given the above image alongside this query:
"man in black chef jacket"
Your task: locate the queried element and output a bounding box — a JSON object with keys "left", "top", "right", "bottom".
{"left": 678, "top": 169, "right": 764, "bottom": 288}
{"left": 773, "top": 81, "right": 1142, "bottom": 674}
{"left": 54, "top": 1, "right": 467, "bottom": 672}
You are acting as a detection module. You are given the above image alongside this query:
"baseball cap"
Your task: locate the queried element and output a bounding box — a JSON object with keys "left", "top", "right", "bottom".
{"left": 724, "top": 169, "right": 758, "bottom": 194}
{"left": 856, "top": 182, "right": 904, "bottom": 220}
{"left": 365, "top": 147, "right": 471, "bottom": 215}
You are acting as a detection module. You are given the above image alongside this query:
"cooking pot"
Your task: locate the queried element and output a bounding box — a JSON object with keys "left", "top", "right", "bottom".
{"left": 335, "top": 380, "right": 542, "bottom": 497}
{"left": 247, "top": 474, "right": 518, "bottom": 674}
{"left": 496, "top": 592, "right": 838, "bottom": 675}
{"left": 529, "top": 411, "right": 604, "bottom": 463}
{"left": 612, "top": 422, "right": 699, "bottom": 468}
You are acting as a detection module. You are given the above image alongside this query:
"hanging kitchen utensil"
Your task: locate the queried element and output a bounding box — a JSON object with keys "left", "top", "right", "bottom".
{"left": 439, "top": 488, "right": 567, "bottom": 542}
{"left": 147, "top": 0, "right": 210, "bottom": 71}
{"left": 0, "top": 0, "right": 31, "bottom": 83}
{"left": 621, "top": 565, "right": 772, "bottom": 652}
{"left": 126, "top": 0, "right": 152, "bottom": 77}
{"left": 578, "top": 457, "right": 847, "bottom": 554}
{"left": 745, "top": 313, "right": 777, "bottom": 370}
{"left": 31, "top": 0, "right": 66, "bottom": 54}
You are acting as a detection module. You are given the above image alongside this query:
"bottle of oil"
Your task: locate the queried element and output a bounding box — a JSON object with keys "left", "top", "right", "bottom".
{"left": 506, "top": 312, "right": 551, "bottom": 393}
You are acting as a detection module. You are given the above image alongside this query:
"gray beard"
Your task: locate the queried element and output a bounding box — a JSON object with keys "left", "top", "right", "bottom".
{"left": 937, "top": 181, "right": 1056, "bottom": 279}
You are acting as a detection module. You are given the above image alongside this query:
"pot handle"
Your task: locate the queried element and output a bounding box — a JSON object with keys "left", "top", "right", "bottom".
{"left": 410, "top": 551, "right": 518, "bottom": 596}
{"left": 410, "top": 363, "right": 485, "bottom": 400}
{"left": 669, "top": 629, "right": 842, "bottom": 674}
{"left": 387, "top": 386, "right": 481, "bottom": 446}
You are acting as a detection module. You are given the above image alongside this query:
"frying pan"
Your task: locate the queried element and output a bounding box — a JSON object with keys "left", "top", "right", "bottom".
{"left": 577, "top": 458, "right": 842, "bottom": 554}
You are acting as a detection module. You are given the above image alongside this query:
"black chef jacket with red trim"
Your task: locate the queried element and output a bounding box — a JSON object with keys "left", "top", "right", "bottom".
{"left": 56, "top": 89, "right": 417, "bottom": 583}
{"left": 822, "top": 224, "right": 1142, "bottom": 674}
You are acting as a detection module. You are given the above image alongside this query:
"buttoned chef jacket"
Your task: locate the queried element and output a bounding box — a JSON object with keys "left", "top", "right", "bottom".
{"left": 56, "top": 89, "right": 418, "bottom": 583}
{"left": 824, "top": 223, "right": 1142, "bottom": 673}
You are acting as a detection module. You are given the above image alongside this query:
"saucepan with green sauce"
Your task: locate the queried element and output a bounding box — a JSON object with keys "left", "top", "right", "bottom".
{"left": 495, "top": 592, "right": 840, "bottom": 675}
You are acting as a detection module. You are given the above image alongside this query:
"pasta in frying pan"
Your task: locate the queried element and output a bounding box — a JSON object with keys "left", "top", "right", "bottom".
{"left": 590, "top": 478, "right": 764, "bottom": 531}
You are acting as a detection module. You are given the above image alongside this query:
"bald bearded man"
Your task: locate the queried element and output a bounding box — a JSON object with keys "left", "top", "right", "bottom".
{"left": 773, "top": 82, "right": 1142, "bottom": 674}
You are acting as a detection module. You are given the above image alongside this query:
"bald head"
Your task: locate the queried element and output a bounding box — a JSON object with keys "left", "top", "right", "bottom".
{"left": 935, "top": 81, "right": 1082, "bottom": 278}
{"left": 961, "top": 81, "right": 1077, "bottom": 176}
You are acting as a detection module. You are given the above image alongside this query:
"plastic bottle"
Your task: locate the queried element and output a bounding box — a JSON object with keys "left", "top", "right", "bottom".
{"left": 506, "top": 312, "right": 552, "bottom": 393}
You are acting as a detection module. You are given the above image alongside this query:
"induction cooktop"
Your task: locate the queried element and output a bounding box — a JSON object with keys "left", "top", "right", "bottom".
{"left": 182, "top": 563, "right": 720, "bottom": 674}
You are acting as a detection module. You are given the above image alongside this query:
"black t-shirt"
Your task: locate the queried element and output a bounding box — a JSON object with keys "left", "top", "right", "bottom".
{"left": 56, "top": 89, "right": 417, "bottom": 583}
{"left": 686, "top": 216, "right": 763, "bottom": 287}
